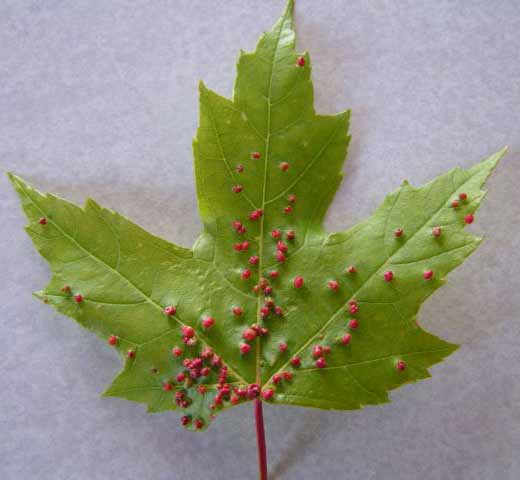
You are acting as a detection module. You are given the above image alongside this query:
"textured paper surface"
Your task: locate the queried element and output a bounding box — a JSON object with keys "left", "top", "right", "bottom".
{"left": 1, "top": 1, "right": 519, "bottom": 479}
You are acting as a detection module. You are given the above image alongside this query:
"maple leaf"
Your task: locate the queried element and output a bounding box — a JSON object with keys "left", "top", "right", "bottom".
{"left": 9, "top": 0, "right": 504, "bottom": 435}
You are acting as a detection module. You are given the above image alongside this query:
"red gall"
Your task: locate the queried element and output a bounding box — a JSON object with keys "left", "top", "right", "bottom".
{"left": 38, "top": 217, "right": 47, "bottom": 225}
{"left": 236, "top": 164, "right": 244, "bottom": 173}
{"left": 126, "top": 349, "right": 136, "bottom": 359}
{"left": 74, "top": 294, "right": 83, "bottom": 303}
{"left": 328, "top": 280, "right": 339, "bottom": 291}
{"left": 197, "top": 385, "right": 207, "bottom": 394}
{"left": 232, "top": 184, "right": 243, "bottom": 193}
{"left": 249, "top": 255, "right": 259, "bottom": 265}
{"left": 347, "top": 265, "right": 356, "bottom": 274}
{"left": 423, "top": 270, "right": 434, "bottom": 280}
{"left": 348, "top": 318, "right": 359, "bottom": 329}
{"left": 269, "top": 270, "right": 279, "bottom": 279}
{"left": 272, "top": 373, "right": 282, "bottom": 385}
{"left": 458, "top": 192, "right": 468, "bottom": 201}
{"left": 451, "top": 199, "right": 459, "bottom": 208}
{"left": 163, "top": 382, "right": 173, "bottom": 392}
{"left": 108, "top": 335, "right": 118, "bottom": 346}
{"left": 251, "top": 151, "right": 261, "bottom": 159}
{"left": 242, "top": 328, "right": 257, "bottom": 342}
{"left": 278, "top": 342, "right": 288, "bottom": 353}
{"left": 262, "top": 388, "right": 275, "bottom": 401}
{"left": 396, "top": 360, "right": 406, "bottom": 371}
{"left": 287, "top": 194, "right": 297, "bottom": 203}
{"left": 282, "top": 371, "right": 293, "bottom": 381}
{"left": 290, "top": 356, "right": 302, "bottom": 367}
{"left": 296, "top": 56, "right": 305, "bottom": 67}
{"left": 464, "top": 214, "right": 474, "bottom": 224}
{"left": 384, "top": 270, "right": 394, "bottom": 282}
{"left": 394, "top": 228, "right": 403, "bottom": 237}
{"left": 276, "top": 251, "right": 286, "bottom": 263}
{"left": 286, "top": 230, "right": 295, "bottom": 240}
{"left": 341, "top": 333, "right": 352, "bottom": 345}
{"left": 163, "top": 305, "right": 177, "bottom": 316}
{"left": 232, "top": 306, "right": 243, "bottom": 317}
{"left": 284, "top": 205, "right": 293, "bottom": 214}
{"left": 271, "top": 229, "right": 281, "bottom": 239}
{"left": 202, "top": 317, "right": 215, "bottom": 329}
{"left": 274, "top": 306, "right": 283, "bottom": 316}
{"left": 315, "top": 357, "right": 327, "bottom": 368}
{"left": 172, "top": 346, "right": 183, "bottom": 357}
{"left": 432, "top": 226, "right": 442, "bottom": 237}
{"left": 279, "top": 162, "right": 290, "bottom": 171}
{"left": 293, "top": 276, "right": 304, "bottom": 288}
{"left": 241, "top": 269, "right": 251, "bottom": 280}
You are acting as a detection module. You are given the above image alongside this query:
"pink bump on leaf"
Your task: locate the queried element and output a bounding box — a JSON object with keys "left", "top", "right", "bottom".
{"left": 286, "top": 230, "right": 295, "bottom": 240}
{"left": 198, "top": 385, "right": 207, "bottom": 394}
{"left": 287, "top": 194, "right": 297, "bottom": 203}
{"left": 284, "top": 205, "right": 293, "bottom": 214}
{"left": 260, "top": 306, "right": 270, "bottom": 318}
{"left": 341, "top": 333, "right": 352, "bottom": 345}
{"left": 279, "top": 162, "right": 289, "bottom": 171}
{"left": 236, "top": 164, "right": 244, "bottom": 173}
{"left": 272, "top": 373, "right": 282, "bottom": 384}
{"left": 432, "top": 226, "right": 442, "bottom": 237}
{"left": 108, "top": 335, "right": 118, "bottom": 346}
{"left": 232, "top": 306, "right": 243, "bottom": 317}
{"left": 241, "top": 241, "right": 250, "bottom": 251}
{"left": 200, "top": 367, "right": 210, "bottom": 377}
{"left": 232, "top": 184, "right": 243, "bottom": 193}
{"left": 328, "top": 280, "right": 339, "bottom": 291}
{"left": 249, "top": 255, "right": 259, "bottom": 265}
{"left": 312, "top": 345, "right": 323, "bottom": 358}
{"left": 277, "top": 241, "right": 288, "bottom": 253}
{"left": 181, "top": 415, "right": 191, "bottom": 426}
{"left": 315, "top": 357, "right": 326, "bottom": 368}
{"left": 264, "top": 286, "right": 273, "bottom": 295}
{"left": 347, "top": 265, "right": 356, "bottom": 274}
{"left": 396, "top": 360, "right": 406, "bottom": 371}
{"left": 384, "top": 270, "right": 394, "bottom": 282}
{"left": 249, "top": 209, "right": 263, "bottom": 220}
{"left": 323, "top": 346, "right": 331, "bottom": 355}
{"left": 349, "top": 303, "right": 359, "bottom": 314}
{"left": 181, "top": 325, "right": 195, "bottom": 338}
{"left": 233, "top": 242, "right": 244, "bottom": 252}
{"left": 247, "top": 384, "right": 260, "bottom": 399}
{"left": 459, "top": 192, "right": 468, "bottom": 201}
{"left": 271, "top": 229, "right": 281, "bottom": 239}
{"left": 279, "top": 342, "right": 288, "bottom": 353}
{"left": 251, "top": 151, "right": 261, "bottom": 159}
{"left": 240, "top": 343, "right": 251, "bottom": 355}
{"left": 194, "top": 419, "right": 204, "bottom": 430}
{"left": 394, "top": 228, "right": 403, "bottom": 237}
{"left": 290, "top": 357, "right": 302, "bottom": 367}
{"left": 464, "top": 214, "right": 474, "bottom": 224}
{"left": 74, "top": 294, "right": 83, "bottom": 303}
{"left": 176, "top": 372, "right": 186, "bottom": 383}
{"left": 61, "top": 285, "right": 71, "bottom": 293}
{"left": 202, "top": 316, "right": 215, "bottom": 329}
{"left": 201, "top": 347, "right": 214, "bottom": 359}
{"left": 163, "top": 382, "right": 173, "bottom": 392}
{"left": 276, "top": 251, "right": 286, "bottom": 263}
{"left": 274, "top": 306, "right": 283, "bottom": 316}
{"left": 127, "top": 349, "right": 136, "bottom": 359}
{"left": 451, "top": 199, "right": 459, "bottom": 208}
{"left": 269, "top": 270, "right": 279, "bottom": 279}
{"left": 262, "top": 388, "right": 275, "bottom": 401}
{"left": 241, "top": 269, "right": 251, "bottom": 280}
{"left": 38, "top": 217, "right": 47, "bottom": 225}
{"left": 348, "top": 318, "right": 359, "bottom": 329}
{"left": 296, "top": 56, "right": 306, "bottom": 67}
{"left": 172, "top": 346, "right": 183, "bottom": 357}
{"left": 293, "top": 276, "right": 304, "bottom": 289}
{"left": 242, "top": 328, "right": 257, "bottom": 342}
{"left": 163, "top": 305, "right": 177, "bottom": 316}
{"left": 282, "top": 371, "right": 293, "bottom": 381}
{"left": 423, "top": 270, "right": 434, "bottom": 280}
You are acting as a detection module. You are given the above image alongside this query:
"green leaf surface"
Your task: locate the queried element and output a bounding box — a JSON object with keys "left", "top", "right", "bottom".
{"left": 9, "top": 0, "right": 504, "bottom": 430}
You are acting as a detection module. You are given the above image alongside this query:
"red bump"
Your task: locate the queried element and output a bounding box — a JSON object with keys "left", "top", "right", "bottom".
{"left": 284, "top": 205, "right": 292, "bottom": 214}
{"left": 61, "top": 285, "right": 71, "bottom": 293}
{"left": 249, "top": 255, "right": 259, "bottom": 265}
{"left": 286, "top": 230, "right": 295, "bottom": 240}
{"left": 163, "top": 305, "right": 177, "bottom": 316}
{"left": 262, "top": 388, "right": 275, "bottom": 401}
{"left": 181, "top": 415, "right": 191, "bottom": 426}
{"left": 198, "top": 385, "right": 207, "bottom": 394}
{"left": 396, "top": 360, "right": 406, "bottom": 371}
{"left": 163, "top": 382, "right": 173, "bottom": 392}
{"left": 458, "top": 192, "right": 468, "bottom": 201}
{"left": 232, "top": 184, "right": 243, "bottom": 193}
{"left": 274, "top": 306, "right": 283, "bottom": 316}
{"left": 232, "top": 306, "right": 243, "bottom": 317}
{"left": 287, "top": 194, "right": 297, "bottom": 203}
{"left": 38, "top": 217, "right": 47, "bottom": 225}
{"left": 451, "top": 199, "right": 459, "bottom": 208}
{"left": 277, "top": 241, "right": 288, "bottom": 253}
{"left": 315, "top": 357, "right": 326, "bottom": 368}
{"left": 296, "top": 56, "right": 305, "bottom": 67}
{"left": 279, "top": 162, "right": 289, "bottom": 171}
{"left": 384, "top": 270, "right": 394, "bottom": 282}
{"left": 271, "top": 229, "right": 281, "bottom": 239}
{"left": 282, "top": 371, "right": 293, "bottom": 381}
{"left": 172, "top": 346, "right": 183, "bottom": 357}
{"left": 181, "top": 325, "right": 195, "bottom": 338}
{"left": 394, "top": 228, "right": 403, "bottom": 237}
{"left": 349, "top": 303, "right": 359, "bottom": 314}
{"left": 328, "top": 280, "right": 339, "bottom": 291}
{"left": 464, "top": 214, "right": 474, "bottom": 224}
{"left": 312, "top": 345, "right": 323, "bottom": 358}
{"left": 423, "top": 270, "right": 434, "bottom": 280}
{"left": 230, "top": 395, "right": 240, "bottom": 405}
{"left": 341, "top": 333, "right": 352, "bottom": 345}
{"left": 290, "top": 357, "right": 302, "bottom": 367}
{"left": 276, "top": 251, "right": 286, "bottom": 263}
{"left": 240, "top": 343, "right": 251, "bottom": 355}
{"left": 293, "top": 276, "right": 304, "bottom": 289}
{"left": 236, "top": 164, "right": 244, "bottom": 173}
{"left": 278, "top": 342, "right": 288, "bottom": 353}
{"left": 176, "top": 372, "right": 186, "bottom": 382}
{"left": 347, "top": 265, "right": 356, "bottom": 274}
{"left": 126, "top": 349, "right": 136, "bottom": 359}
{"left": 241, "top": 269, "right": 251, "bottom": 280}
{"left": 269, "top": 270, "right": 279, "bottom": 279}
{"left": 251, "top": 151, "right": 261, "bottom": 159}
{"left": 432, "top": 226, "right": 442, "bottom": 237}
{"left": 74, "top": 294, "right": 83, "bottom": 303}
{"left": 348, "top": 318, "right": 359, "bottom": 329}
{"left": 202, "top": 316, "right": 215, "bottom": 329}
{"left": 194, "top": 419, "right": 204, "bottom": 429}
{"left": 242, "top": 328, "right": 257, "bottom": 342}
{"left": 108, "top": 335, "right": 118, "bottom": 346}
